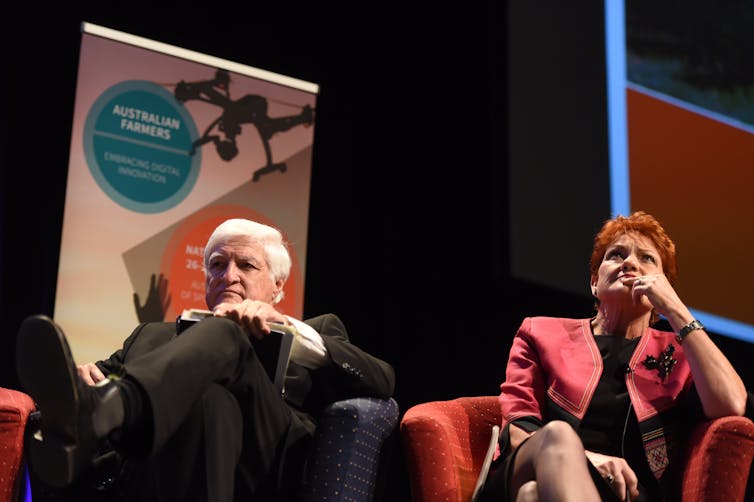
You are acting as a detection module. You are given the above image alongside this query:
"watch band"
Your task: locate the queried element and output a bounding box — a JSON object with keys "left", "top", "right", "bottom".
{"left": 677, "top": 319, "right": 704, "bottom": 343}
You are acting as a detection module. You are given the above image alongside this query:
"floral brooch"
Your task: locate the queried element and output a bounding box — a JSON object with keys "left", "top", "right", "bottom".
{"left": 642, "top": 344, "right": 677, "bottom": 381}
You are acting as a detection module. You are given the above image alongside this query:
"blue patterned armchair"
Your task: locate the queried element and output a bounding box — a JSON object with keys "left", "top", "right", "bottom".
{"left": 300, "top": 396, "right": 400, "bottom": 502}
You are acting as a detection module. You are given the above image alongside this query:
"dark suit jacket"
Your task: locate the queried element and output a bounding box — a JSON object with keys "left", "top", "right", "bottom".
{"left": 96, "top": 313, "right": 395, "bottom": 435}
{"left": 82, "top": 313, "right": 393, "bottom": 501}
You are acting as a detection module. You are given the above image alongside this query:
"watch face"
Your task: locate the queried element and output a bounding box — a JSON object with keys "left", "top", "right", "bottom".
{"left": 679, "top": 320, "right": 704, "bottom": 340}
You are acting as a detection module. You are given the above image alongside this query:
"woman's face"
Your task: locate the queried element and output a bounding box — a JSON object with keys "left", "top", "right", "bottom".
{"left": 591, "top": 232, "right": 663, "bottom": 309}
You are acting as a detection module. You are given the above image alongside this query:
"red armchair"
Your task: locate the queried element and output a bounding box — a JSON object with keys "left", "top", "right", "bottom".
{"left": 400, "top": 396, "right": 754, "bottom": 502}
{"left": 0, "top": 387, "right": 35, "bottom": 502}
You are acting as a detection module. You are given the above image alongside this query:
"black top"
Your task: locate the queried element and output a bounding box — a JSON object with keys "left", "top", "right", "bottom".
{"left": 580, "top": 335, "right": 663, "bottom": 501}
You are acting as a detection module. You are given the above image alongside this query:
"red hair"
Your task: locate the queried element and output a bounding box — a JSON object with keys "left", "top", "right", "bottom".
{"left": 590, "top": 212, "right": 677, "bottom": 324}
{"left": 590, "top": 211, "right": 678, "bottom": 285}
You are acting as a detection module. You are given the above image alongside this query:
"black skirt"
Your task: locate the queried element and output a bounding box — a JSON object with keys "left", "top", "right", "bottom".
{"left": 476, "top": 442, "right": 624, "bottom": 502}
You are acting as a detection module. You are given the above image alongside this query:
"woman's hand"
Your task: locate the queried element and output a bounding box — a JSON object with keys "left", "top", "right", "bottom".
{"left": 624, "top": 274, "right": 747, "bottom": 417}
{"left": 622, "top": 273, "right": 687, "bottom": 320}
{"left": 585, "top": 450, "right": 640, "bottom": 501}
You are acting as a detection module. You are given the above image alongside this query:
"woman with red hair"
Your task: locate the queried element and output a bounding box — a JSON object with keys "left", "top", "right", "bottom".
{"left": 478, "top": 211, "right": 747, "bottom": 501}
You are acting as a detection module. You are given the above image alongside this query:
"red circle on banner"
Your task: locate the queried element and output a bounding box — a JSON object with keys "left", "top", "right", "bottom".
{"left": 159, "top": 205, "right": 301, "bottom": 320}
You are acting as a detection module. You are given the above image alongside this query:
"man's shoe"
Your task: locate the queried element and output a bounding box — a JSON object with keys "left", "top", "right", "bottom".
{"left": 16, "top": 314, "right": 122, "bottom": 487}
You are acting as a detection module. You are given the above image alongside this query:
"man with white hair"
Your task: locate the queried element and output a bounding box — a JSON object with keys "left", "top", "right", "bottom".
{"left": 17, "top": 218, "right": 395, "bottom": 501}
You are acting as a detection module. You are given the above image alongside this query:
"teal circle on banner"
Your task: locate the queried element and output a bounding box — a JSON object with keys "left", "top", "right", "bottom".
{"left": 83, "top": 80, "right": 201, "bottom": 213}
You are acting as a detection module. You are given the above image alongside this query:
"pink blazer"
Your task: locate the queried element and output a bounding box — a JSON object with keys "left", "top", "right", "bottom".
{"left": 498, "top": 316, "right": 695, "bottom": 478}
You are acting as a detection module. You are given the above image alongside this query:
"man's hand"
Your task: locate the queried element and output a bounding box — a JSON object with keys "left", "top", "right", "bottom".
{"left": 213, "top": 299, "right": 289, "bottom": 340}
{"left": 77, "top": 363, "right": 107, "bottom": 386}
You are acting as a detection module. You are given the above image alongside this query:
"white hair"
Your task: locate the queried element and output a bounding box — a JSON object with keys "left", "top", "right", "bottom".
{"left": 203, "top": 219, "right": 292, "bottom": 303}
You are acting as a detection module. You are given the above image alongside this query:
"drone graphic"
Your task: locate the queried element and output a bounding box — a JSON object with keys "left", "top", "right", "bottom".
{"left": 174, "top": 69, "right": 314, "bottom": 181}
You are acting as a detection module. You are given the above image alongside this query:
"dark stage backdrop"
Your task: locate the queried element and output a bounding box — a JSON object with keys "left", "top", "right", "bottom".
{"left": 1, "top": 3, "right": 752, "bottom": 501}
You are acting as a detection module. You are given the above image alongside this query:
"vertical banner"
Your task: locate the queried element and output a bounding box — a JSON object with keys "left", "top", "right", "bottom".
{"left": 55, "top": 23, "right": 318, "bottom": 363}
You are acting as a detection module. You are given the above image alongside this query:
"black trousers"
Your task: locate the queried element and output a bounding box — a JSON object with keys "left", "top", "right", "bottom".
{"left": 112, "top": 317, "right": 311, "bottom": 502}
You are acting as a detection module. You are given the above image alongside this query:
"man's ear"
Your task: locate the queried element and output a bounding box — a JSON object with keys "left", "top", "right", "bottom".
{"left": 271, "top": 278, "right": 287, "bottom": 304}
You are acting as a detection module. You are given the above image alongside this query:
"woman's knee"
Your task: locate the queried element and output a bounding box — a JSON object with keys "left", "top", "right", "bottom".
{"left": 515, "top": 480, "right": 538, "bottom": 502}
{"left": 535, "top": 420, "right": 584, "bottom": 455}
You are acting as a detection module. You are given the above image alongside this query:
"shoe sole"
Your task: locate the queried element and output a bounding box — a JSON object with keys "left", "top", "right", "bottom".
{"left": 16, "top": 314, "right": 90, "bottom": 487}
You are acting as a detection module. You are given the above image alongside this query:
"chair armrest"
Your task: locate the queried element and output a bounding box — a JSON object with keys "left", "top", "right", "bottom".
{"left": 300, "top": 397, "right": 400, "bottom": 502}
{"left": 0, "top": 387, "right": 36, "bottom": 502}
{"left": 400, "top": 396, "right": 501, "bottom": 502}
{"left": 681, "top": 415, "right": 754, "bottom": 502}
